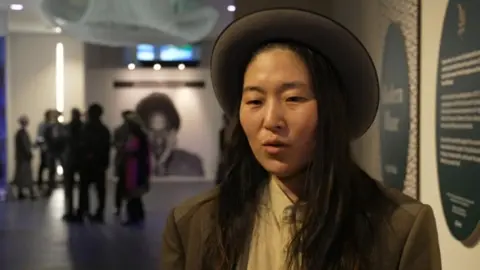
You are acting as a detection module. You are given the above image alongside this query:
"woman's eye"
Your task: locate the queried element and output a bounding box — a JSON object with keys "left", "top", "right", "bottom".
{"left": 286, "top": 96, "right": 306, "bottom": 102}
{"left": 246, "top": 100, "right": 263, "bottom": 105}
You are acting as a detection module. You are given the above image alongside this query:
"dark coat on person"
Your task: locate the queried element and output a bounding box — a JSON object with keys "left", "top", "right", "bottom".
{"left": 13, "top": 128, "right": 34, "bottom": 188}
{"left": 81, "top": 120, "right": 111, "bottom": 171}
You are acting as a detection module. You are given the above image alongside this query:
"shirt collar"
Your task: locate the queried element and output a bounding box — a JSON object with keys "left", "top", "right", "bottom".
{"left": 267, "top": 178, "right": 296, "bottom": 225}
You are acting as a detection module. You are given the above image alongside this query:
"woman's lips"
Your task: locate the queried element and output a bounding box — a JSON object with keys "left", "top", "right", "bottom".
{"left": 262, "top": 143, "right": 288, "bottom": 155}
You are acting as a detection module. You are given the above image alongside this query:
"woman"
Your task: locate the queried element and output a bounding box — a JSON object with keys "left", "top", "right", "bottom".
{"left": 122, "top": 113, "right": 150, "bottom": 226}
{"left": 113, "top": 110, "right": 133, "bottom": 216}
{"left": 13, "top": 115, "right": 36, "bottom": 199}
{"left": 162, "top": 9, "right": 441, "bottom": 270}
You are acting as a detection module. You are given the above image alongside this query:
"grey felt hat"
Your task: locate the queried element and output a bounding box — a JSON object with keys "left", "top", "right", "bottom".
{"left": 210, "top": 8, "right": 379, "bottom": 138}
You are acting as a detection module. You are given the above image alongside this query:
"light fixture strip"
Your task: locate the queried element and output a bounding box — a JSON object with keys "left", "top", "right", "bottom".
{"left": 55, "top": 43, "right": 64, "bottom": 113}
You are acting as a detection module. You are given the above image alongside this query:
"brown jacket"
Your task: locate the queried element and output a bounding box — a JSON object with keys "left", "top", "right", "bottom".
{"left": 161, "top": 186, "right": 442, "bottom": 270}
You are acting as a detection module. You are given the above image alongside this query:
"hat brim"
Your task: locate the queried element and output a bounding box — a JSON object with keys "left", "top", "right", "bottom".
{"left": 210, "top": 8, "right": 379, "bottom": 138}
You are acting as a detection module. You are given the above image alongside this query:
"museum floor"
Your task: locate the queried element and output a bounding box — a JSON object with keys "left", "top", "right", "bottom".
{"left": 0, "top": 182, "right": 213, "bottom": 270}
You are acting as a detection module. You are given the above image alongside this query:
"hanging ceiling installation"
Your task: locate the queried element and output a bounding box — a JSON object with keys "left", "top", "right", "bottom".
{"left": 40, "top": 0, "right": 220, "bottom": 46}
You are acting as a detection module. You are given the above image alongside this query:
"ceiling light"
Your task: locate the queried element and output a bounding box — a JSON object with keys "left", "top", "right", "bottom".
{"left": 128, "top": 63, "right": 135, "bottom": 70}
{"left": 10, "top": 4, "right": 23, "bottom": 11}
{"left": 153, "top": 64, "right": 161, "bottom": 70}
{"left": 178, "top": 63, "right": 185, "bottom": 70}
{"left": 54, "top": 27, "right": 62, "bottom": 33}
{"left": 227, "top": 5, "right": 236, "bottom": 12}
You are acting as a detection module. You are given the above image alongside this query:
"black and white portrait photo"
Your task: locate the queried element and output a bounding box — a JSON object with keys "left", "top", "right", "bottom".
{"left": 135, "top": 92, "right": 204, "bottom": 177}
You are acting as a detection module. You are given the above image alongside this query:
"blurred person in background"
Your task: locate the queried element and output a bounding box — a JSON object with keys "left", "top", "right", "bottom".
{"left": 13, "top": 115, "right": 35, "bottom": 200}
{"left": 35, "top": 109, "right": 52, "bottom": 191}
{"left": 113, "top": 110, "right": 133, "bottom": 217}
{"left": 44, "top": 110, "right": 67, "bottom": 197}
{"left": 121, "top": 113, "right": 150, "bottom": 226}
{"left": 77, "top": 104, "right": 111, "bottom": 223}
{"left": 62, "top": 108, "right": 84, "bottom": 222}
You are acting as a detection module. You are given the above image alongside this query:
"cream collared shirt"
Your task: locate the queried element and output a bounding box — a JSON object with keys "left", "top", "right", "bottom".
{"left": 244, "top": 179, "right": 299, "bottom": 270}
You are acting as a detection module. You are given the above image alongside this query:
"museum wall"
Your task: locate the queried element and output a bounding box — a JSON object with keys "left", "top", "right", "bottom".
{"left": 84, "top": 68, "right": 222, "bottom": 182}
{"left": 83, "top": 40, "right": 222, "bottom": 182}
{"left": 6, "top": 35, "right": 221, "bottom": 183}
{"left": 330, "top": 0, "right": 384, "bottom": 185}
{"left": 84, "top": 40, "right": 215, "bottom": 69}
{"left": 6, "top": 33, "right": 85, "bottom": 181}
{"left": 330, "top": 0, "right": 480, "bottom": 269}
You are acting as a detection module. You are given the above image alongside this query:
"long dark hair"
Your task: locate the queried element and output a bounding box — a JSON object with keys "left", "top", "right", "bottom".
{"left": 204, "top": 42, "right": 393, "bottom": 269}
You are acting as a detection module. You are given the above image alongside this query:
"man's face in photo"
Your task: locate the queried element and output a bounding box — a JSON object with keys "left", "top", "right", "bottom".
{"left": 149, "top": 113, "right": 169, "bottom": 156}
{"left": 149, "top": 113, "right": 167, "bottom": 132}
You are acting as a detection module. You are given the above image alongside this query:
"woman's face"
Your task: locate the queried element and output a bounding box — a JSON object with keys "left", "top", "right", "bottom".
{"left": 240, "top": 47, "right": 318, "bottom": 178}
{"left": 48, "top": 111, "right": 57, "bottom": 122}
{"left": 20, "top": 118, "right": 29, "bottom": 127}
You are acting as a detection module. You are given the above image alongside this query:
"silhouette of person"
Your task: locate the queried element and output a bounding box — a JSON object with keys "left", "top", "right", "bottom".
{"left": 113, "top": 110, "right": 133, "bottom": 216}
{"left": 35, "top": 109, "right": 52, "bottom": 191}
{"left": 63, "top": 108, "right": 84, "bottom": 222}
{"left": 13, "top": 115, "right": 35, "bottom": 199}
{"left": 78, "top": 104, "right": 111, "bottom": 223}
{"left": 43, "top": 110, "right": 67, "bottom": 196}
{"left": 121, "top": 113, "right": 150, "bottom": 226}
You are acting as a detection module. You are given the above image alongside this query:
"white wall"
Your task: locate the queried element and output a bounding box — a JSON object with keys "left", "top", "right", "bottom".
{"left": 333, "top": 1, "right": 420, "bottom": 199}
{"left": 421, "top": 0, "right": 480, "bottom": 269}
{"left": 6, "top": 33, "right": 85, "bottom": 180}
{"left": 85, "top": 68, "right": 223, "bottom": 182}
{"left": 331, "top": 0, "right": 480, "bottom": 269}
{"left": 331, "top": 0, "right": 385, "bottom": 184}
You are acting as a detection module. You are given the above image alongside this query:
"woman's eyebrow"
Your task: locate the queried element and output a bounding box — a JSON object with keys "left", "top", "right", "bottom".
{"left": 243, "top": 81, "right": 307, "bottom": 93}
{"left": 242, "top": 86, "right": 265, "bottom": 93}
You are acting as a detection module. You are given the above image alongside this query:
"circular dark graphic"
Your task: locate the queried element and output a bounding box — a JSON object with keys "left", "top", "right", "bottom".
{"left": 436, "top": 0, "right": 480, "bottom": 246}
{"left": 379, "top": 22, "right": 410, "bottom": 192}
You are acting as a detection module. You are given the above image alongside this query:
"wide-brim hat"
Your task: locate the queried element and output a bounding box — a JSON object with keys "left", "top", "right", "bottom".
{"left": 210, "top": 8, "right": 379, "bottom": 139}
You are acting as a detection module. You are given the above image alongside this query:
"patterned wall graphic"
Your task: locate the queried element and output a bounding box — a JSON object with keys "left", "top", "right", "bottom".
{"left": 378, "top": 0, "right": 419, "bottom": 199}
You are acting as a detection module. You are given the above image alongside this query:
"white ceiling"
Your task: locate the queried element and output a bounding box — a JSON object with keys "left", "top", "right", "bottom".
{"left": 0, "top": 0, "right": 234, "bottom": 39}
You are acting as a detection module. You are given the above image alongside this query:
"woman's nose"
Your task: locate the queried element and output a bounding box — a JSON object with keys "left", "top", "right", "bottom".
{"left": 263, "top": 101, "right": 286, "bottom": 131}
